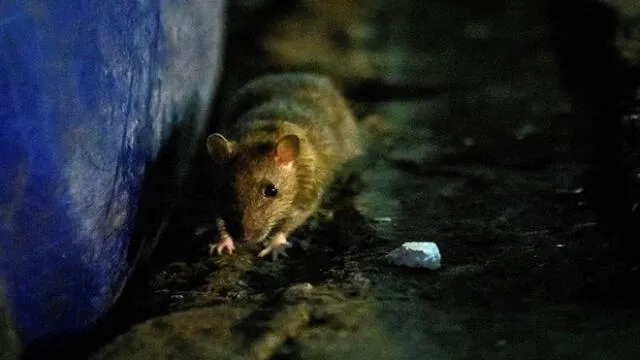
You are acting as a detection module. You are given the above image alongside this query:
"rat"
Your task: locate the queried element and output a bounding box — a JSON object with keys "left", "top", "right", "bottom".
{"left": 205, "top": 73, "right": 363, "bottom": 260}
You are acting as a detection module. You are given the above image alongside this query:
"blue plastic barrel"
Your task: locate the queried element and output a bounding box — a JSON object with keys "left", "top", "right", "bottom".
{"left": 0, "top": 0, "right": 225, "bottom": 344}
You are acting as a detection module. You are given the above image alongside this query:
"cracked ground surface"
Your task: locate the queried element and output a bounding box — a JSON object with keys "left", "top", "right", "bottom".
{"left": 74, "top": 1, "right": 640, "bottom": 359}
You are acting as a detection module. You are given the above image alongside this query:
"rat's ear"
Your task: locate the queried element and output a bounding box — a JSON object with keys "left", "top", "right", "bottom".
{"left": 206, "top": 133, "right": 234, "bottom": 162}
{"left": 274, "top": 134, "right": 300, "bottom": 169}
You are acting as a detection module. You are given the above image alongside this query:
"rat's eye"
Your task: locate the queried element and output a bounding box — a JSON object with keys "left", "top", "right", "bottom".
{"left": 263, "top": 183, "right": 278, "bottom": 198}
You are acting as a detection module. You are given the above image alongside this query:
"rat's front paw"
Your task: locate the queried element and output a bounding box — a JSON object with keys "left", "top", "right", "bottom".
{"left": 209, "top": 233, "right": 235, "bottom": 256}
{"left": 258, "top": 232, "right": 292, "bottom": 260}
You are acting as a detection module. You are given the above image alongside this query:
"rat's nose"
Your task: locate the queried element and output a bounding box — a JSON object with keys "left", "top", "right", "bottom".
{"left": 242, "top": 214, "right": 266, "bottom": 242}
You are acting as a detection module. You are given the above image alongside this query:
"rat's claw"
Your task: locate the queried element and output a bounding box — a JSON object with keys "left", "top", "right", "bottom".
{"left": 257, "top": 243, "right": 290, "bottom": 260}
{"left": 209, "top": 234, "right": 235, "bottom": 256}
{"left": 258, "top": 232, "right": 291, "bottom": 261}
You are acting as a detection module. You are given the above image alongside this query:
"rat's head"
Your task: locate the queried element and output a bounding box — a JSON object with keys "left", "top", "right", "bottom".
{"left": 206, "top": 132, "right": 300, "bottom": 243}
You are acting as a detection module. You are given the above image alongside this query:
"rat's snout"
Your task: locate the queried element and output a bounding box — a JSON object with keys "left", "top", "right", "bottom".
{"left": 243, "top": 227, "right": 270, "bottom": 243}
{"left": 243, "top": 229, "right": 263, "bottom": 243}
{"left": 241, "top": 215, "right": 268, "bottom": 243}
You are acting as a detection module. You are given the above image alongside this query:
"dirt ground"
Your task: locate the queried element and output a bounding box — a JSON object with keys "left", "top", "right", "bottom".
{"left": 57, "top": 0, "right": 640, "bottom": 359}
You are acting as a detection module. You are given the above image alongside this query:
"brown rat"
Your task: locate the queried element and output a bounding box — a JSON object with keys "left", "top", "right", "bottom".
{"left": 205, "top": 73, "right": 362, "bottom": 260}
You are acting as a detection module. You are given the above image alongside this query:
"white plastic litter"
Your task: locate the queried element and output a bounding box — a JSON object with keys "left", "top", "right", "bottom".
{"left": 386, "top": 242, "right": 442, "bottom": 270}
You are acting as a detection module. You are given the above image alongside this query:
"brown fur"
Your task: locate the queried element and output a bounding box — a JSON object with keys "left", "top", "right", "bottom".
{"left": 207, "top": 73, "right": 362, "bottom": 246}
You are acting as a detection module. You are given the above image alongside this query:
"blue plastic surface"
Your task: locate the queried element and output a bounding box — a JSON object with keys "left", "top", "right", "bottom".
{"left": 0, "top": 0, "right": 225, "bottom": 343}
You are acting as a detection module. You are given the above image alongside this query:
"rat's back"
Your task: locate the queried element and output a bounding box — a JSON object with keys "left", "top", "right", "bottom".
{"left": 221, "top": 73, "right": 362, "bottom": 168}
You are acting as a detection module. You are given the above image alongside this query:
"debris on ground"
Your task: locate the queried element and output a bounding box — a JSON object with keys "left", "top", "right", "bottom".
{"left": 386, "top": 242, "right": 442, "bottom": 270}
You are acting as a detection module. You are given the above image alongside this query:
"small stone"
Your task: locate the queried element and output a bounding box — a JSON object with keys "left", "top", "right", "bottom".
{"left": 386, "top": 242, "right": 442, "bottom": 270}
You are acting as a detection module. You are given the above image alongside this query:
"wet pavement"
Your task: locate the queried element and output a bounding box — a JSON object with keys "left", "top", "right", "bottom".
{"left": 57, "top": 0, "right": 640, "bottom": 359}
